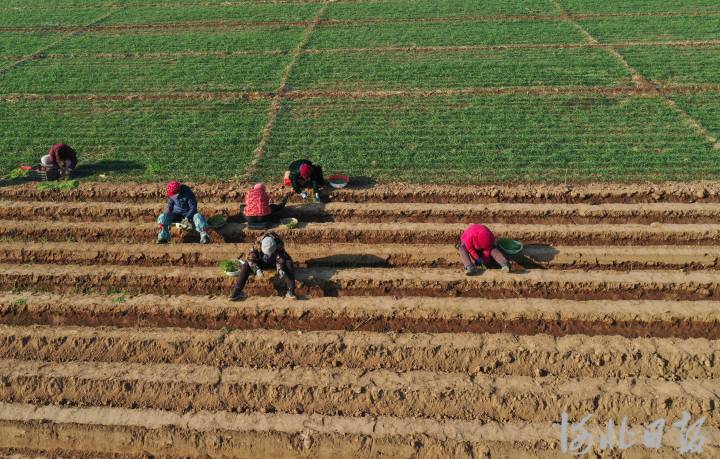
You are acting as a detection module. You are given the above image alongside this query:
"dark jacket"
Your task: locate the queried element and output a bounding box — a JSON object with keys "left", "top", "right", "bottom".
{"left": 48, "top": 144, "right": 78, "bottom": 170}
{"left": 246, "top": 231, "right": 290, "bottom": 266}
{"left": 288, "top": 159, "right": 324, "bottom": 194}
{"left": 165, "top": 184, "right": 197, "bottom": 219}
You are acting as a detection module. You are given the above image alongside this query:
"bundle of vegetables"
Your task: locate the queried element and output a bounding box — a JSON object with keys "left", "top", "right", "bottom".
{"left": 37, "top": 180, "right": 79, "bottom": 192}
{"left": 6, "top": 167, "right": 30, "bottom": 180}
{"left": 220, "top": 259, "right": 241, "bottom": 274}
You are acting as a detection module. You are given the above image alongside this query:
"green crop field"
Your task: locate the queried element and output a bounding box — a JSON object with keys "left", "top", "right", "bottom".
{"left": 1, "top": 0, "right": 719, "bottom": 183}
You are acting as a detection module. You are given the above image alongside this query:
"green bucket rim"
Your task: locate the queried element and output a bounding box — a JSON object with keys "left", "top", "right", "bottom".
{"left": 497, "top": 238, "right": 523, "bottom": 254}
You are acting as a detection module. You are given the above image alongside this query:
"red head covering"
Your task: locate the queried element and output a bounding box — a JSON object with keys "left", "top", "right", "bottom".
{"left": 254, "top": 182, "right": 266, "bottom": 191}
{"left": 460, "top": 224, "right": 495, "bottom": 265}
{"left": 166, "top": 181, "right": 181, "bottom": 197}
{"left": 299, "top": 163, "right": 312, "bottom": 180}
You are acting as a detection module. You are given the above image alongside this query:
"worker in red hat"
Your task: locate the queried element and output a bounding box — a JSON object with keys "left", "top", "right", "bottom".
{"left": 157, "top": 181, "right": 211, "bottom": 244}
{"left": 458, "top": 224, "right": 511, "bottom": 275}
{"left": 285, "top": 159, "right": 325, "bottom": 203}
{"left": 41, "top": 143, "right": 78, "bottom": 178}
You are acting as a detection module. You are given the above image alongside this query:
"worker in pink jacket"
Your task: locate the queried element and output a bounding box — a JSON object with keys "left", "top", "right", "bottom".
{"left": 458, "top": 224, "right": 511, "bottom": 276}
{"left": 243, "top": 182, "right": 288, "bottom": 224}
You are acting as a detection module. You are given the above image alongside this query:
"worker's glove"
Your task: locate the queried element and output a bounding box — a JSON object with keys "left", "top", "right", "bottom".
{"left": 277, "top": 268, "right": 286, "bottom": 279}
{"left": 314, "top": 193, "right": 322, "bottom": 203}
{"left": 300, "top": 191, "right": 309, "bottom": 200}
{"left": 255, "top": 268, "right": 264, "bottom": 279}
{"left": 501, "top": 263, "right": 511, "bottom": 273}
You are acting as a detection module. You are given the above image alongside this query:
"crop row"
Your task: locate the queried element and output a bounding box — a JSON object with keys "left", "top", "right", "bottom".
{"left": 5, "top": 1, "right": 720, "bottom": 29}
{"left": 259, "top": 94, "right": 720, "bottom": 183}
{"left": 0, "top": 48, "right": 637, "bottom": 95}
{"left": 0, "top": 99, "right": 268, "bottom": 180}
{"left": 2, "top": 94, "right": 718, "bottom": 183}
{"left": 0, "top": 54, "right": 290, "bottom": 94}
{"left": 4, "top": 15, "right": 720, "bottom": 59}
{"left": 6, "top": 45, "right": 716, "bottom": 94}
{"left": 621, "top": 45, "right": 720, "bottom": 86}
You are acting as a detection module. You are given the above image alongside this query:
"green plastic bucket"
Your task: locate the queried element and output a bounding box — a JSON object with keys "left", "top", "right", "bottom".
{"left": 497, "top": 238, "right": 523, "bottom": 255}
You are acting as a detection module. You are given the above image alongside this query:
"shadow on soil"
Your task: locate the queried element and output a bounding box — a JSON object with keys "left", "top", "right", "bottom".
{"left": 73, "top": 160, "right": 144, "bottom": 179}
{"left": 510, "top": 245, "right": 559, "bottom": 270}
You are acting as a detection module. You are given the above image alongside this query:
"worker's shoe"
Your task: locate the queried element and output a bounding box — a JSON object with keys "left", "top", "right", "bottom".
{"left": 156, "top": 236, "right": 169, "bottom": 244}
{"left": 200, "top": 232, "right": 211, "bottom": 244}
{"left": 229, "top": 290, "right": 246, "bottom": 302}
{"left": 285, "top": 290, "right": 297, "bottom": 300}
{"left": 501, "top": 263, "right": 511, "bottom": 273}
{"left": 465, "top": 266, "right": 480, "bottom": 276}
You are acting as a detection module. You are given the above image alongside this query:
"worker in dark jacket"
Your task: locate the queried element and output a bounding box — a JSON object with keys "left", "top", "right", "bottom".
{"left": 285, "top": 159, "right": 325, "bottom": 203}
{"left": 41, "top": 143, "right": 78, "bottom": 177}
{"left": 229, "top": 231, "right": 297, "bottom": 301}
{"left": 157, "top": 181, "right": 211, "bottom": 244}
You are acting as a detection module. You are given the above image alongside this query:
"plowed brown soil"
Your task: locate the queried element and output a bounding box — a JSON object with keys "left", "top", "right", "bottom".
{"left": 0, "top": 242, "right": 717, "bottom": 270}
{"left": 2, "top": 181, "right": 720, "bottom": 203}
{"left": 1, "top": 325, "right": 716, "bottom": 379}
{"left": 1, "top": 293, "right": 718, "bottom": 339}
{"left": 1, "top": 182, "right": 719, "bottom": 457}
{"left": 2, "top": 402, "right": 718, "bottom": 458}
{"left": 0, "top": 359, "right": 717, "bottom": 425}
{"left": 4, "top": 200, "right": 720, "bottom": 224}
{"left": 0, "top": 263, "right": 717, "bottom": 300}
{"left": 3, "top": 220, "right": 720, "bottom": 245}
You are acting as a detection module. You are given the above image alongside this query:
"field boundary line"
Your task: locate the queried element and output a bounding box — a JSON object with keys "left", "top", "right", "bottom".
{"left": 3, "top": 84, "right": 720, "bottom": 103}
{"left": 244, "top": 1, "right": 332, "bottom": 179}
{"left": 551, "top": 0, "right": 719, "bottom": 149}
{"left": 3, "top": 10, "right": 720, "bottom": 34}
{"left": 0, "top": 50, "right": 289, "bottom": 61}
{"left": 4, "top": 39, "right": 720, "bottom": 63}
{"left": 0, "top": 9, "right": 122, "bottom": 76}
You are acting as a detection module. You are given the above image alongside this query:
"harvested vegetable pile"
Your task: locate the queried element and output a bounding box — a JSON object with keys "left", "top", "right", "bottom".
{"left": 7, "top": 168, "right": 30, "bottom": 180}
{"left": 219, "top": 259, "right": 240, "bottom": 273}
{"left": 37, "top": 180, "right": 80, "bottom": 192}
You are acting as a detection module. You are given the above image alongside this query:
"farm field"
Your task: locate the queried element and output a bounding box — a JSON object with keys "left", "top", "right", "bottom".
{"left": 1, "top": 182, "right": 720, "bottom": 457}
{"left": 1, "top": 1, "right": 720, "bottom": 458}
{"left": 1, "top": 0, "right": 720, "bottom": 182}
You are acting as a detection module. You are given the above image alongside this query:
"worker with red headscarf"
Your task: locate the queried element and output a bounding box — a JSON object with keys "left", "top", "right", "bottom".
{"left": 458, "top": 224, "right": 511, "bottom": 275}
{"left": 41, "top": 143, "right": 78, "bottom": 178}
{"left": 243, "top": 182, "right": 289, "bottom": 224}
{"left": 157, "top": 181, "right": 211, "bottom": 244}
{"left": 286, "top": 159, "right": 325, "bottom": 203}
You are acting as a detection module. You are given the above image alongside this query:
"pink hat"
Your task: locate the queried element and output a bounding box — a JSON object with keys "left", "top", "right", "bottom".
{"left": 299, "top": 163, "right": 312, "bottom": 180}
{"left": 253, "top": 182, "right": 265, "bottom": 191}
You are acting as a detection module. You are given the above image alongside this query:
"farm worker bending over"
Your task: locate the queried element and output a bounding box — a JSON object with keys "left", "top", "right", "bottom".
{"left": 157, "top": 180, "right": 211, "bottom": 244}
{"left": 458, "top": 224, "right": 511, "bottom": 276}
{"left": 285, "top": 159, "right": 325, "bottom": 203}
{"left": 41, "top": 143, "right": 78, "bottom": 177}
{"left": 229, "top": 231, "right": 297, "bottom": 301}
{"left": 243, "top": 182, "right": 289, "bottom": 224}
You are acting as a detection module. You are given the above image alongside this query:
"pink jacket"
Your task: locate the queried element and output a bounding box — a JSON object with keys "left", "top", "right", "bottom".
{"left": 460, "top": 224, "right": 495, "bottom": 265}
{"left": 244, "top": 184, "right": 271, "bottom": 217}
